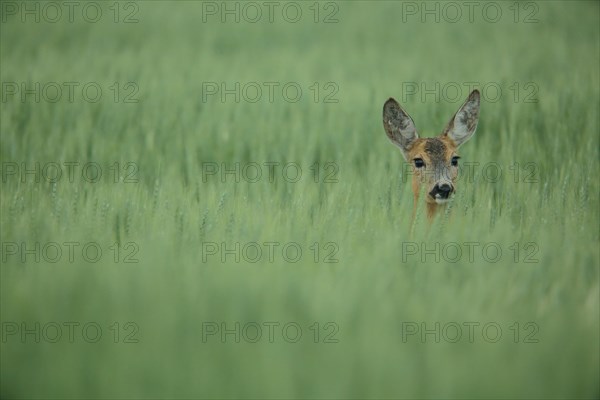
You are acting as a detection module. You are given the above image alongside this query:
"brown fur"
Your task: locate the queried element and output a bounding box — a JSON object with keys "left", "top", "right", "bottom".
{"left": 406, "top": 136, "right": 458, "bottom": 220}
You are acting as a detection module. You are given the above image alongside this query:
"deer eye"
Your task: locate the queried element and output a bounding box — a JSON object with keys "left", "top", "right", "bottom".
{"left": 414, "top": 158, "right": 425, "bottom": 168}
{"left": 451, "top": 156, "right": 460, "bottom": 166}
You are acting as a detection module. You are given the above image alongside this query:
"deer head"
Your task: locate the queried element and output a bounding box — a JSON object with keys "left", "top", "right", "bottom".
{"left": 383, "top": 89, "right": 480, "bottom": 221}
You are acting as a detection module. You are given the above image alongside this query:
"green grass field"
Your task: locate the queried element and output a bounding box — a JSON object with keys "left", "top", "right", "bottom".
{"left": 1, "top": 1, "right": 599, "bottom": 398}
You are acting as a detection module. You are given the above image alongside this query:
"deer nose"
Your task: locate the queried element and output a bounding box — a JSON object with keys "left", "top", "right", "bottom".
{"left": 438, "top": 184, "right": 452, "bottom": 194}
{"left": 429, "top": 183, "right": 454, "bottom": 200}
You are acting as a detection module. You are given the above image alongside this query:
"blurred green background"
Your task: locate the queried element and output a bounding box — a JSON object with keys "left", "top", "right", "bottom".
{"left": 1, "top": 1, "right": 599, "bottom": 398}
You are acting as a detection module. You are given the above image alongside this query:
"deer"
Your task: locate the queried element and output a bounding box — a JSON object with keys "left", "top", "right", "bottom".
{"left": 383, "top": 89, "right": 480, "bottom": 224}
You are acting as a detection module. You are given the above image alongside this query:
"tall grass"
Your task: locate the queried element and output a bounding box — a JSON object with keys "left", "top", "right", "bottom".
{"left": 1, "top": 1, "right": 599, "bottom": 398}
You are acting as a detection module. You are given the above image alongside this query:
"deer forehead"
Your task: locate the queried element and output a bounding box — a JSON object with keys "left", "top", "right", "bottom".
{"left": 410, "top": 137, "right": 456, "bottom": 162}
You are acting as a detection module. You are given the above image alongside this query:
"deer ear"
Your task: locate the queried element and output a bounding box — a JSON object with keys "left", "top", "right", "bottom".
{"left": 383, "top": 97, "right": 418, "bottom": 159}
{"left": 442, "top": 89, "right": 480, "bottom": 147}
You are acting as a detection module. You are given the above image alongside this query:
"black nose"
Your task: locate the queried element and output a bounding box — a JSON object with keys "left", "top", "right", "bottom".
{"left": 438, "top": 184, "right": 452, "bottom": 194}
{"left": 429, "top": 183, "right": 453, "bottom": 199}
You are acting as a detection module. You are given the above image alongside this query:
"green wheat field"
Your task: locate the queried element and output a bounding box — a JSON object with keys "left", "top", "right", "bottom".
{"left": 1, "top": 1, "right": 599, "bottom": 399}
